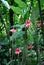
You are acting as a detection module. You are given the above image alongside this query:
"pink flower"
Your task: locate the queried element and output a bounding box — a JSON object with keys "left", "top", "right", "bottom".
{"left": 25, "top": 20, "right": 32, "bottom": 27}
{"left": 10, "top": 28, "right": 16, "bottom": 34}
{"left": 28, "top": 45, "right": 34, "bottom": 49}
{"left": 15, "top": 48, "right": 21, "bottom": 55}
{"left": 37, "top": 20, "right": 41, "bottom": 27}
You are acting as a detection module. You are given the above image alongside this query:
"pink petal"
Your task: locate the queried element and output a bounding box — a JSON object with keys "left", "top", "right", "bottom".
{"left": 10, "top": 28, "right": 16, "bottom": 34}
{"left": 28, "top": 45, "right": 34, "bottom": 49}
{"left": 15, "top": 48, "right": 21, "bottom": 55}
{"left": 25, "top": 20, "right": 32, "bottom": 27}
{"left": 15, "top": 51, "right": 20, "bottom": 55}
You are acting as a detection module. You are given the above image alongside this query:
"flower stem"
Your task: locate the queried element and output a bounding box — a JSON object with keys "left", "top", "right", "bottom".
{"left": 22, "top": 27, "right": 28, "bottom": 65}
{"left": 18, "top": 54, "right": 19, "bottom": 65}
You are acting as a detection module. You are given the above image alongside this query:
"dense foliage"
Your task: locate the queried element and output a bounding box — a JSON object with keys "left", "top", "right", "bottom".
{"left": 0, "top": 0, "right": 44, "bottom": 65}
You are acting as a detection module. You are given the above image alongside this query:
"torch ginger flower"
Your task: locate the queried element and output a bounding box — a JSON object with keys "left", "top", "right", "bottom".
{"left": 25, "top": 20, "right": 32, "bottom": 27}
{"left": 15, "top": 48, "right": 21, "bottom": 55}
{"left": 10, "top": 28, "right": 16, "bottom": 34}
{"left": 28, "top": 45, "right": 34, "bottom": 49}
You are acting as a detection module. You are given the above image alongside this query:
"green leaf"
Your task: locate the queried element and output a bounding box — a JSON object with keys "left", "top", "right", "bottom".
{"left": 0, "top": 49, "right": 5, "bottom": 53}
{"left": 11, "top": 24, "right": 25, "bottom": 29}
{"left": 14, "top": 0, "right": 27, "bottom": 9}
{"left": 6, "top": 60, "right": 15, "bottom": 65}
{"left": 11, "top": 6, "right": 22, "bottom": 14}
{"left": 10, "top": 31, "right": 25, "bottom": 41}
{"left": 3, "top": 59, "right": 7, "bottom": 64}
{"left": 21, "top": 4, "right": 31, "bottom": 18}
{"left": 40, "top": 0, "right": 44, "bottom": 5}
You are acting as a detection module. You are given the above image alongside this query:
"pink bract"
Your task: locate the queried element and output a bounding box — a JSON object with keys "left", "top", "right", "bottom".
{"left": 10, "top": 28, "right": 16, "bottom": 34}
{"left": 25, "top": 20, "right": 32, "bottom": 27}
{"left": 15, "top": 48, "right": 21, "bottom": 55}
{"left": 28, "top": 45, "right": 34, "bottom": 49}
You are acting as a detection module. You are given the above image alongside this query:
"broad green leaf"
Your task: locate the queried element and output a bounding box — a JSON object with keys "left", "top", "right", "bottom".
{"left": 11, "top": 24, "right": 25, "bottom": 29}
{"left": 11, "top": 6, "right": 22, "bottom": 14}
{"left": 10, "top": 31, "right": 25, "bottom": 40}
{"left": 14, "top": 0, "right": 27, "bottom": 9}
{"left": 40, "top": 0, "right": 44, "bottom": 5}
{"left": 21, "top": 3, "right": 33, "bottom": 19}
{"left": 0, "top": 49, "right": 5, "bottom": 53}
{"left": 3, "top": 59, "right": 7, "bottom": 64}
{"left": 21, "top": 5, "right": 30, "bottom": 18}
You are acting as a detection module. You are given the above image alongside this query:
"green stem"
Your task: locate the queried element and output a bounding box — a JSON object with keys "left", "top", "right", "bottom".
{"left": 30, "top": 0, "right": 41, "bottom": 64}
{"left": 30, "top": 49, "right": 32, "bottom": 65}
{"left": 10, "top": 51, "right": 12, "bottom": 61}
{"left": 37, "top": 0, "right": 44, "bottom": 44}
{"left": 18, "top": 54, "right": 19, "bottom": 65}
{"left": 35, "top": 27, "right": 41, "bottom": 65}
{"left": 22, "top": 28, "right": 28, "bottom": 65}
{"left": 12, "top": 40, "right": 14, "bottom": 60}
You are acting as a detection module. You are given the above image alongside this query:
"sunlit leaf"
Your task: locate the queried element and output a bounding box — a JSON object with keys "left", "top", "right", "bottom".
{"left": 11, "top": 6, "right": 22, "bottom": 14}
{"left": 14, "top": 0, "right": 27, "bottom": 9}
